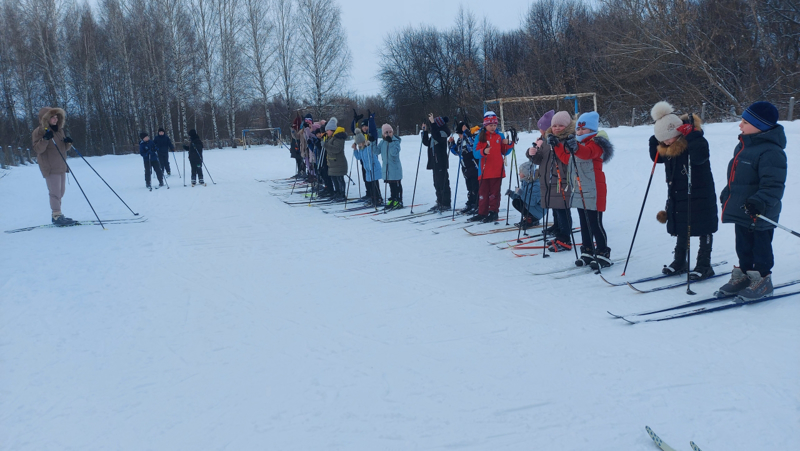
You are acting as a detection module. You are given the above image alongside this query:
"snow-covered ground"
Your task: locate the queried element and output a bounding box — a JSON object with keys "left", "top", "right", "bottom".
{"left": 1, "top": 121, "right": 798, "bottom": 450}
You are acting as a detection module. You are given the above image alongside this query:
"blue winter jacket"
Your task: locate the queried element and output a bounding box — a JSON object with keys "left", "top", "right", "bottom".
{"left": 139, "top": 140, "right": 159, "bottom": 161}
{"left": 153, "top": 134, "right": 174, "bottom": 153}
{"left": 353, "top": 143, "right": 382, "bottom": 182}
{"left": 719, "top": 124, "right": 787, "bottom": 230}
{"left": 373, "top": 136, "right": 402, "bottom": 181}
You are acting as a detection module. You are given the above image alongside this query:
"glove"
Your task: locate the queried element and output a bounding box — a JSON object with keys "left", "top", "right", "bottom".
{"left": 677, "top": 123, "right": 693, "bottom": 136}
{"left": 352, "top": 109, "right": 363, "bottom": 123}
{"left": 547, "top": 134, "right": 559, "bottom": 148}
{"left": 183, "top": 144, "right": 189, "bottom": 151}
{"left": 384, "top": 136, "right": 392, "bottom": 142}
{"left": 505, "top": 189, "right": 514, "bottom": 197}
{"left": 367, "top": 109, "right": 373, "bottom": 118}
{"left": 565, "top": 135, "right": 578, "bottom": 153}
{"left": 43, "top": 129, "right": 54, "bottom": 141}
{"left": 63, "top": 136, "right": 73, "bottom": 144}
{"left": 743, "top": 199, "right": 764, "bottom": 218}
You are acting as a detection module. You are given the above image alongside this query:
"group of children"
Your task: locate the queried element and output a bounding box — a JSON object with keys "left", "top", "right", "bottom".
{"left": 282, "top": 100, "right": 788, "bottom": 300}
{"left": 138, "top": 128, "right": 205, "bottom": 188}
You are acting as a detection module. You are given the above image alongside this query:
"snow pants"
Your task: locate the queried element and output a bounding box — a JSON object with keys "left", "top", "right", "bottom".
{"left": 432, "top": 168, "right": 451, "bottom": 207}
{"left": 157, "top": 150, "right": 171, "bottom": 175}
{"left": 477, "top": 177, "right": 502, "bottom": 215}
{"left": 144, "top": 159, "right": 164, "bottom": 186}
{"left": 577, "top": 209, "right": 607, "bottom": 252}
{"left": 735, "top": 224, "right": 774, "bottom": 277}
{"left": 45, "top": 172, "right": 66, "bottom": 215}
{"left": 387, "top": 180, "right": 403, "bottom": 202}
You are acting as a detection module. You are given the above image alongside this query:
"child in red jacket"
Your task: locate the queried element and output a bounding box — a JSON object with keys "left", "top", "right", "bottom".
{"left": 553, "top": 111, "right": 614, "bottom": 269}
{"left": 469, "top": 111, "right": 513, "bottom": 223}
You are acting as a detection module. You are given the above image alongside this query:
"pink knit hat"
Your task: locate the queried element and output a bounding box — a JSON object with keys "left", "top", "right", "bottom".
{"left": 381, "top": 123, "right": 393, "bottom": 135}
{"left": 551, "top": 111, "right": 572, "bottom": 127}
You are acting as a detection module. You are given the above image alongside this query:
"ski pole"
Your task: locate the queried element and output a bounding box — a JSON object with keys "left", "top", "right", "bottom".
{"left": 409, "top": 137, "right": 423, "bottom": 214}
{"left": 621, "top": 153, "right": 659, "bottom": 276}
{"left": 384, "top": 140, "right": 392, "bottom": 213}
{"left": 451, "top": 149, "right": 462, "bottom": 221}
{"left": 568, "top": 140, "right": 598, "bottom": 270}
{"left": 505, "top": 149, "right": 517, "bottom": 225}
{"left": 555, "top": 151, "right": 580, "bottom": 261}
{"left": 51, "top": 139, "right": 105, "bottom": 229}
{"left": 182, "top": 143, "right": 186, "bottom": 187}
{"left": 345, "top": 154, "right": 355, "bottom": 208}
{"left": 171, "top": 148, "right": 181, "bottom": 178}
{"left": 754, "top": 214, "right": 800, "bottom": 238}
{"left": 68, "top": 144, "right": 139, "bottom": 216}
{"left": 200, "top": 159, "right": 215, "bottom": 184}
{"left": 686, "top": 154, "right": 695, "bottom": 295}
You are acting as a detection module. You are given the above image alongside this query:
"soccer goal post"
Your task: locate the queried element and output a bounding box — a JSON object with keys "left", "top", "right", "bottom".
{"left": 241, "top": 128, "right": 282, "bottom": 150}
{"left": 483, "top": 92, "right": 597, "bottom": 132}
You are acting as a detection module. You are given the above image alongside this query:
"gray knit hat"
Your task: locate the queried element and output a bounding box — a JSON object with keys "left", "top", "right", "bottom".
{"left": 354, "top": 129, "right": 366, "bottom": 145}
{"left": 651, "top": 101, "right": 683, "bottom": 142}
{"left": 325, "top": 117, "right": 338, "bottom": 131}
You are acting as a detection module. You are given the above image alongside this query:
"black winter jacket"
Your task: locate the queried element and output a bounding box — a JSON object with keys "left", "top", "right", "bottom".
{"left": 422, "top": 123, "right": 450, "bottom": 170}
{"left": 153, "top": 134, "right": 174, "bottom": 153}
{"left": 185, "top": 137, "right": 204, "bottom": 163}
{"left": 719, "top": 125, "right": 787, "bottom": 230}
{"left": 649, "top": 128, "right": 718, "bottom": 236}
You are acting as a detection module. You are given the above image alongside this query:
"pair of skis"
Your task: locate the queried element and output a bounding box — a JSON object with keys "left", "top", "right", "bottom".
{"left": 608, "top": 279, "right": 800, "bottom": 323}
{"left": 646, "top": 426, "right": 703, "bottom": 451}
{"left": 5, "top": 216, "right": 148, "bottom": 234}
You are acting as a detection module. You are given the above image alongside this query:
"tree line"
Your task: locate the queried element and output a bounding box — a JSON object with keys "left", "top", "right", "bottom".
{"left": 0, "top": 0, "right": 358, "bottom": 156}
{"left": 379, "top": 0, "right": 799, "bottom": 132}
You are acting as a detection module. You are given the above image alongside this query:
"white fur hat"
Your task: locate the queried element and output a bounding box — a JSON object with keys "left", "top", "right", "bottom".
{"left": 651, "top": 101, "right": 683, "bottom": 142}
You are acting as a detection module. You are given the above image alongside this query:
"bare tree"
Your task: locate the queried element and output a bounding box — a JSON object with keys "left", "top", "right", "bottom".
{"left": 274, "top": 0, "right": 297, "bottom": 125}
{"left": 243, "top": 0, "right": 276, "bottom": 129}
{"left": 296, "top": 0, "right": 351, "bottom": 118}
{"left": 190, "top": 0, "right": 220, "bottom": 146}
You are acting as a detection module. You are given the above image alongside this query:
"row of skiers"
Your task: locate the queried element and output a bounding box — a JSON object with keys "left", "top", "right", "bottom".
{"left": 138, "top": 128, "right": 206, "bottom": 188}
{"left": 287, "top": 100, "right": 788, "bottom": 302}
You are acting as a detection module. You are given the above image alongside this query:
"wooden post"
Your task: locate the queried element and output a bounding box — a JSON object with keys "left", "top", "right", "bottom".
{"left": 27, "top": 148, "right": 33, "bottom": 164}
{"left": 593, "top": 93, "right": 597, "bottom": 112}
{"left": 631, "top": 108, "right": 636, "bottom": 127}
{"left": 112, "top": 142, "right": 116, "bottom": 155}
{"left": 701, "top": 102, "right": 706, "bottom": 121}
{"left": 789, "top": 97, "right": 795, "bottom": 121}
{"left": 499, "top": 101, "right": 505, "bottom": 132}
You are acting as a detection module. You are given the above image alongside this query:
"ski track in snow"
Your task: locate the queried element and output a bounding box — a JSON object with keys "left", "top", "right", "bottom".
{"left": 1, "top": 121, "right": 798, "bottom": 450}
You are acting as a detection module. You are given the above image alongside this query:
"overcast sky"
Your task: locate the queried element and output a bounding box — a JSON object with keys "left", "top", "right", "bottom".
{"left": 341, "top": 0, "right": 532, "bottom": 96}
{"left": 84, "top": 0, "right": 533, "bottom": 97}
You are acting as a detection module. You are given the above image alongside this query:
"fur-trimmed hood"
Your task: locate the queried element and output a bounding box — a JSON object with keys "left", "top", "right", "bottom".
{"left": 590, "top": 130, "right": 614, "bottom": 163}
{"left": 38, "top": 107, "right": 66, "bottom": 130}
{"left": 545, "top": 120, "right": 576, "bottom": 140}
{"left": 656, "top": 113, "right": 703, "bottom": 158}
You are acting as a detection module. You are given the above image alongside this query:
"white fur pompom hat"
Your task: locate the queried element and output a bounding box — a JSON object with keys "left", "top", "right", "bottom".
{"left": 651, "top": 101, "right": 683, "bottom": 142}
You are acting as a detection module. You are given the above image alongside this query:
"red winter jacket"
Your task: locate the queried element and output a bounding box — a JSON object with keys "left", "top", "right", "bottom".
{"left": 474, "top": 130, "right": 512, "bottom": 180}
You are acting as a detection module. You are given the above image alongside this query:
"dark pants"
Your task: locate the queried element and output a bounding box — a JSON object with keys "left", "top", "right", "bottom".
{"left": 331, "top": 176, "right": 346, "bottom": 195}
{"left": 144, "top": 159, "right": 164, "bottom": 186}
{"left": 294, "top": 157, "right": 304, "bottom": 174}
{"left": 387, "top": 180, "right": 403, "bottom": 202}
{"left": 432, "top": 168, "right": 451, "bottom": 207}
{"left": 735, "top": 224, "right": 774, "bottom": 276}
{"left": 464, "top": 174, "right": 479, "bottom": 208}
{"left": 577, "top": 209, "right": 607, "bottom": 251}
{"left": 318, "top": 159, "right": 332, "bottom": 191}
{"left": 477, "top": 177, "right": 502, "bottom": 215}
{"left": 189, "top": 158, "right": 204, "bottom": 183}
{"left": 157, "top": 150, "right": 171, "bottom": 174}
{"left": 368, "top": 180, "right": 382, "bottom": 201}
{"left": 674, "top": 232, "right": 713, "bottom": 267}
{"left": 552, "top": 208, "right": 573, "bottom": 244}
{"left": 360, "top": 163, "right": 368, "bottom": 195}
{"left": 512, "top": 198, "right": 533, "bottom": 218}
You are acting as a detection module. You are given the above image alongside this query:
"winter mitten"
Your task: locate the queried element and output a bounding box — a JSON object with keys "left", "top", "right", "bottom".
{"left": 677, "top": 123, "right": 693, "bottom": 136}
{"left": 743, "top": 199, "right": 764, "bottom": 218}
{"left": 63, "top": 136, "right": 73, "bottom": 143}
{"left": 565, "top": 135, "right": 578, "bottom": 153}
{"left": 43, "top": 129, "right": 54, "bottom": 140}
{"left": 547, "top": 134, "right": 559, "bottom": 148}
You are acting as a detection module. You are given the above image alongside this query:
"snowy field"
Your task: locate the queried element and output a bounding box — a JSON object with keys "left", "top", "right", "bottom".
{"left": 1, "top": 121, "right": 798, "bottom": 450}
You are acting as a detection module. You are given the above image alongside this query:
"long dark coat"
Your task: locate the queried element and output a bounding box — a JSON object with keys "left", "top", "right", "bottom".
{"left": 649, "top": 116, "right": 718, "bottom": 236}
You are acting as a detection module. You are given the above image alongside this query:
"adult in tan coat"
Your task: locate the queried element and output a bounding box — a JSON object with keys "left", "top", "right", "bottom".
{"left": 32, "top": 107, "right": 75, "bottom": 225}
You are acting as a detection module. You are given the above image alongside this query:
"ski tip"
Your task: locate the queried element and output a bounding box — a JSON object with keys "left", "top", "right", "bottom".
{"left": 622, "top": 317, "right": 637, "bottom": 325}
{"left": 689, "top": 441, "right": 702, "bottom": 451}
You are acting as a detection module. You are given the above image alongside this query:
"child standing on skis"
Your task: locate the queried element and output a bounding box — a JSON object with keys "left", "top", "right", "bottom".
{"left": 469, "top": 111, "right": 513, "bottom": 223}
{"left": 139, "top": 132, "right": 165, "bottom": 189}
{"left": 373, "top": 124, "right": 403, "bottom": 210}
{"left": 717, "top": 101, "right": 787, "bottom": 301}
{"left": 649, "top": 101, "right": 718, "bottom": 280}
{"left": 353, "top": 129, "right": 383, "bottom": 206}
{"left": 553, "top": 111, "right": 614, "bottom": 269}
{"left": 323, "top": 117, "right": 348, "bottom": 201}
{"left": 183, "top": 129, "right": 204, "bottom": 186}
{"left": 449, "top": 121, "right": 479, "bottom": 214}
{"left": 530, "top": 111, "right": 574, "bottom": 251}
{"left": 506, "top": 159, "right": 544, "bottom": 230}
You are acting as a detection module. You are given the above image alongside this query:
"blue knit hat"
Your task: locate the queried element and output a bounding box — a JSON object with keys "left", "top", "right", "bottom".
{"left": 577, "top": 111, "right": 599, "bottom": 132}
{"left": 742, "top": 101, "right": 778, "bottom": 131}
